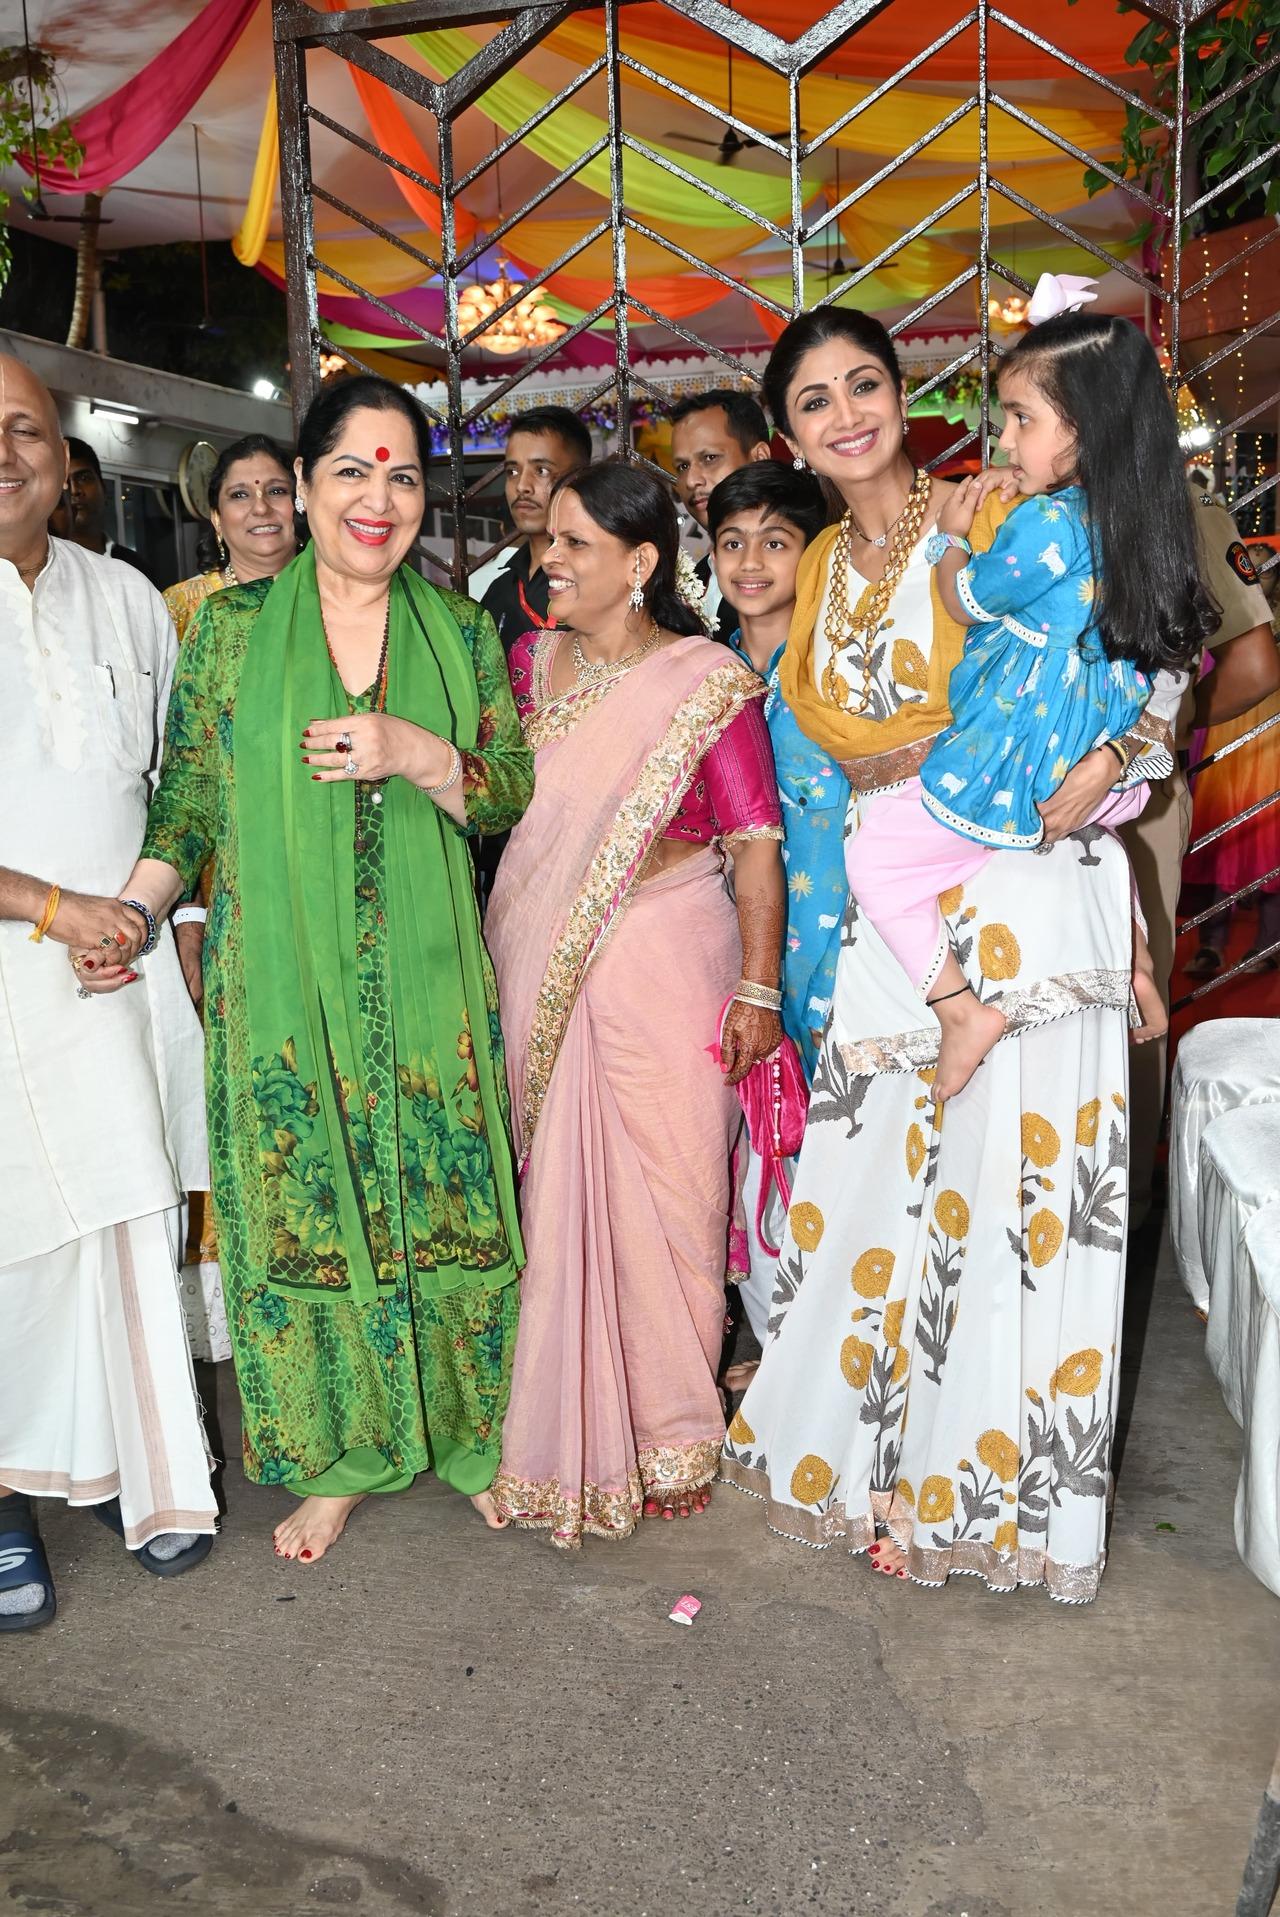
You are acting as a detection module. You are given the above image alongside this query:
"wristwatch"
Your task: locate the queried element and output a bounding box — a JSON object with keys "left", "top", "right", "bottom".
{"left": 924, "top": 532, "right": 972, "bottom": 566}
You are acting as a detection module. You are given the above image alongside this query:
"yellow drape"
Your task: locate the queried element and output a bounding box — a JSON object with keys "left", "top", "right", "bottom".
{"left": 232, "top": 78, "right": 279, "bottom": 268}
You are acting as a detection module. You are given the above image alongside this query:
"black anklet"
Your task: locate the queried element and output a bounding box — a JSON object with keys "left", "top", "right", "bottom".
{"left": 926, "top": 985, "right": 972, "bottom": 1006}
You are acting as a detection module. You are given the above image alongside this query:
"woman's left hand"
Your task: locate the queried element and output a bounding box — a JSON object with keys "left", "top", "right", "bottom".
{"left": 720, "top": 1003, "right": 782, "bottom": 1087}
{"left": 1037, "top": 746, "right": 1118, "bottom": 844}
{"left": 301, "top": 714, "right": 451, "bottom": 787}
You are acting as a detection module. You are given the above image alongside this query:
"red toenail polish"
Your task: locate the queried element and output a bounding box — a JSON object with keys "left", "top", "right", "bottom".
{"left": 300, "top": 1549, "right": 312, "bottom": 1559}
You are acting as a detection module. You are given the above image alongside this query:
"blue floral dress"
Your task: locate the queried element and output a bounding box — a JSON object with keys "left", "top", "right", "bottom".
{"left": 919, "top": 487, "right": 1151, "bottom": 849}
{"left": 731, "top": 634, "right": 851, "bottom": 1081}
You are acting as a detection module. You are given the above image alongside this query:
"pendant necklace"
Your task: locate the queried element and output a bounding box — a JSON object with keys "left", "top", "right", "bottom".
{"left": 323, "top": 601, "right": 391, "bottom": 855}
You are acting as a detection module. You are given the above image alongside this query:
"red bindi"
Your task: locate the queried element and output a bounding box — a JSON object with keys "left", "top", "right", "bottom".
{"left": 374, "top": 446, "right": 390, "bottom": 463}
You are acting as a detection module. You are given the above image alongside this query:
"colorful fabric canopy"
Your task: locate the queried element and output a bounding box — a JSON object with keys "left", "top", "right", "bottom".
{"left": 22, "top": 0, "right": 260, "bottom": 196}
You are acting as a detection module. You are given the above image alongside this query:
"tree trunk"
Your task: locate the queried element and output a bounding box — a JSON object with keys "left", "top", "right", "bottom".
{"left": 66, "top": 194, "right": 103, "bottom": 351}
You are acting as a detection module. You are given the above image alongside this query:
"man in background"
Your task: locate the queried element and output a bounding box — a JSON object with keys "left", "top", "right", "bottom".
{"left": 66, "top": 436, "right": 150, "bottom": 579}
{"left": 471, "top": 406, "right": 592, "bottom": 652}
{"left": 670, "top": 390, "right": 774, "bottom": 642}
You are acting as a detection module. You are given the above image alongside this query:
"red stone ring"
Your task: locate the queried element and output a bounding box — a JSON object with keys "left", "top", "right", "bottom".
{"left": 335, "top": 732, "right": 353, "bottom": 753}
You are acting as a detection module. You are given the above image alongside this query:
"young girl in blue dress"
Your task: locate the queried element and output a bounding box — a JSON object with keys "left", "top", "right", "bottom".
{"left": 844, "top": 302, "right": 1216, "bottom": 1099}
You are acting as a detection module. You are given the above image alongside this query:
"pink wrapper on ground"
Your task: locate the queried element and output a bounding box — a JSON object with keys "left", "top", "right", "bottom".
{"left": 668, "top": 1594, "right": 702, "bottom": 1625}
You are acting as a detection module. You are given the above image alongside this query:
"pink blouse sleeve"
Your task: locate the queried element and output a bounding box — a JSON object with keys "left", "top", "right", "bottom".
{"left": 507, "top": 631, "right": 540, "bottom": 719}
{"left": 702, "top": 697, "right": 783, "bottom": 842}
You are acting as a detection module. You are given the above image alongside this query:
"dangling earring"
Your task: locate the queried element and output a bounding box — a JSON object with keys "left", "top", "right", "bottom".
{"left": 294, "top": 492, "right": 306, "bottom": 515}
{"left": 215, "top": 529, "right": 228, "bottom": 568}
{"left": 792, "top": 453, "right": 806, "bottom": 471}
{"left": 901, "top": 416, "right": 909, "bottom": 438}
{"left": 629, "top": 554, "right": 645, "bottom": 612}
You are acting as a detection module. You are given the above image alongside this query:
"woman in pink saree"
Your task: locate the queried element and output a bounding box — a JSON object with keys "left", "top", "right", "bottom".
{"left": 486, "top": 462, "right": 786, "bottom": 1546}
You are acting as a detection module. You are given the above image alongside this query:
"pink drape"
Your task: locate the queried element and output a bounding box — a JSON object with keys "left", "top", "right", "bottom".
{"left": 22, "top": 0, "right": 260, "bottom": 195}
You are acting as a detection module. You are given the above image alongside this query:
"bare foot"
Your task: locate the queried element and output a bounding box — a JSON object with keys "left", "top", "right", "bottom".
{"left": 867, "top": 1536, "right": 908, "bottom": 1579}
{"left": 1130, "top": 963, "right": 1168, "bottom": 1045}
{"left": 643, "top": 1484, "right": 713, "bottom": 1521}
{"left": 931, "top": 990, "right": 1007, "bottom": 1100}
{"left": 273, "top": 1493, "right": 366, "bottom": 1562}
{"left": 470, "top": 1490, "right": 509, "bottom": 1531}
{"left": 722, "top": 1358, "right": 760, "bottom": 1393}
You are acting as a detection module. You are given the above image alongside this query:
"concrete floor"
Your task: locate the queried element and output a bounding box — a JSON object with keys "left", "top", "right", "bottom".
{"left": 2, "top": 1214, "right": 1277, "bottom": 1917}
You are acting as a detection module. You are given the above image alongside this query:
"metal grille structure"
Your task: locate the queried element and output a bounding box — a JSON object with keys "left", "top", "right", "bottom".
{"left": 271, "top": 0, "right": 1280, "bottom": 992}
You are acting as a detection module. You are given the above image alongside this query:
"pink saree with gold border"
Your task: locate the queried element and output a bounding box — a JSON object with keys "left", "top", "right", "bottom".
{"left": 486, "top": 633, "right": 771, "bottom": 1545}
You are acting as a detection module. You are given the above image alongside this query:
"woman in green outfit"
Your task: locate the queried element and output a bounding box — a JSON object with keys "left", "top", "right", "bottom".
{"left": 86, "top": 375, "right": 532, "bottom": 1562}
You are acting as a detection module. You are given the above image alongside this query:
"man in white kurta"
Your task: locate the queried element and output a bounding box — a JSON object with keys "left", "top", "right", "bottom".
{"left": 0, "top": 353, "right": 216, "bottom": 1628}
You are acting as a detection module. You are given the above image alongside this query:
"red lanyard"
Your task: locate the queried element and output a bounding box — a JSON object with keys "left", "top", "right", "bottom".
{"left": 518, "top": 575, "right": 555, "bottom": 630}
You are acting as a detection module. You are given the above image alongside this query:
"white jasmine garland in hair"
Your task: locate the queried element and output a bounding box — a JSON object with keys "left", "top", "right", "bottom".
{"left": 674, "top": 549, "right": 716, "bottom": 633}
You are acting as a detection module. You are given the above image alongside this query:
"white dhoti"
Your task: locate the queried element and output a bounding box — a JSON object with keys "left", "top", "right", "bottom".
{"left": 0, "top": 1207, "right": 217, "bottom": 1550}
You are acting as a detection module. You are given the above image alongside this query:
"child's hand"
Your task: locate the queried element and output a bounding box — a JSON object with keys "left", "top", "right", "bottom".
{"left": 937, "top": 475, "right": 983, "bottom": 537}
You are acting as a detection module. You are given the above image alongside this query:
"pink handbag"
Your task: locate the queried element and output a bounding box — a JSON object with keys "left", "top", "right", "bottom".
{"left": 716, "top": 999, "right": 809, "bottom": 1257}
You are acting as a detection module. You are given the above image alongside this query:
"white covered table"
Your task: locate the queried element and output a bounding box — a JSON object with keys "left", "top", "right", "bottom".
{"left": 1169, "top": 1018, "right": 1280, "bottom": 1310}
{"left": 1233, "top": 1202, "right": 1280, "bottom": 1600}
{"left": 1201, "top": 1105, "right": 1280, "bottom": 1421}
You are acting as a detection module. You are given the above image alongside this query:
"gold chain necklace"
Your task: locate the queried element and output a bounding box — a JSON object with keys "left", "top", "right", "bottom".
{"left": 572, "top": 620, "right": 662, "bottom": 686}
{"left": 820, "top": 469, "right": 932, "bottom": 714}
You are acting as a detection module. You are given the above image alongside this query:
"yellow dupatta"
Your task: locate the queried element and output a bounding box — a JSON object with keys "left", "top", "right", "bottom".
{"left": 780, "top": 493, "right": 1014, "bottom": 762}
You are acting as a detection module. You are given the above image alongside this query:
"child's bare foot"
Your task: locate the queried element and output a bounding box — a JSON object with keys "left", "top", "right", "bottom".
{"left": 1130, "top": 962, "right": 1168, "bottom": 1044}
{"left": 273, "top": 1493, "right": 366, "bottom": 1562}
{"left": 931, "top": 988, "right": 1007, "bottom": 1100}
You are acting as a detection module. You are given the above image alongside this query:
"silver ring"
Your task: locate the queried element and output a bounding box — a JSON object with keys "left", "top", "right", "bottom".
{"left": 344, "top": 758, "right": 360, "bottom": 779}
{"left": 76, "top": 985, "right": 91, "bottom": 1000}
{"left": 336, "top": 731, "right": 353, "bottom": 752}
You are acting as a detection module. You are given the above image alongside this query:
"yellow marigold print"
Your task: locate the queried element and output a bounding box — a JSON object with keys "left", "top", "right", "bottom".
{"left": 790, "top": 1200, "right": 825, "bottom": 1252}
{"left": 841, "top": 1336, "right": 874, "bottom": 1390}
{"left": 891, "top": 1345, "right": 909, "bottom": 1383}
{"left": 976, "top": 1429, "right": 1020, "bottom": 1483}
{"left": 1021, "top": 1113, "right": 1060, "bottom": 1167}
{"left": 1076, "top": 1098, "right": 1101, "bottom": 1147}
{"left": 1112, "top": 1091, "right": 1126, "bottom": 1111}
{"left": 852, "top": 1247, "right": 895, "bottom": 1298}
{"left": 892, "top": 636, "right": 930, "bottom": 691}
{"left": 897, "top": 1478, "right": 916, "bottom": 1508}
{"left": 1028, "top": 1209, "right": 1064, "bottom": 1268}
{"left": 790, "top": 1454, "right": 835, "bottom": 1504}
{"left": 727, "top": 1409, "right": 754, "bottom": 1445}
{"left": 994, "top": 1520, "right": 1018, "bottom": 1556}
{"left": 905, "top": 1123, "right": 926, "bottom": 1178}
{"left": 978, "top": 922, "right": 1021, "bottom": 981}
{"left": 934, "top": 1188, "right": 970, "bottom": 1240}
{"left": 917, "top": 1476, "right": 955, "bottom": 1525}
{"left": 937, "top": 884, "right": 965, "bottom": 917}
{"left": 883, "top": 1298, "right": 906, "bottom": 1345}
{"left": 1051, "top": 1348, "right": 1103, "bottom": 1399}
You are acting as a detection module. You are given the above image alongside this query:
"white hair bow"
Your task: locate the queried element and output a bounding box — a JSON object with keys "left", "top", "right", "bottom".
{"left": 1026, "top": 271, "right": 1100, "bottom": 325}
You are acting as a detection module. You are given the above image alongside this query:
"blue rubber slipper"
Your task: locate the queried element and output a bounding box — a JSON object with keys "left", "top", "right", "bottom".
{"left": 90, "top": 1497, "right": 214, "bottom": 1580}
{"left": 0, "top": 1525, "right": 57, "bottom": 1631}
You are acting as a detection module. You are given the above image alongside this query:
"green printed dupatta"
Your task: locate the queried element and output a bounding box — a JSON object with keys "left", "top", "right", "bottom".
{"left": 233, "top": 548, "right": 523, "bottom": 1303}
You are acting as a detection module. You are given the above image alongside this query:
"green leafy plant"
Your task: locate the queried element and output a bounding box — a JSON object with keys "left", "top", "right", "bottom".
{"left": 1080, "top": 1, "right": 1279, "bottom": 263}
{"left": 0, "top": 44, "right": 82, "bottom": 294}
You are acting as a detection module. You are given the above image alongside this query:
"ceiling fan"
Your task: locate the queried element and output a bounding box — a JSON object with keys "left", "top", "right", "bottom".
{"left": 664, "top": 47, "right": 801, "bottom": 166}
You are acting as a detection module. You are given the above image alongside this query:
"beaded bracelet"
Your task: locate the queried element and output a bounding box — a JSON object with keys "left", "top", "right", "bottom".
{"left": 119, "top": 898, "right": 158, "bottom": 956}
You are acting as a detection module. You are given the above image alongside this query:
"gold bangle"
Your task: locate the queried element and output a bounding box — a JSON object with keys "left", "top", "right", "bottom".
{"left": 733, "top": 978, "right": 783, "bottom": 1011}
{"left": 29, "top": 882, "right": 61, "bottom": 943}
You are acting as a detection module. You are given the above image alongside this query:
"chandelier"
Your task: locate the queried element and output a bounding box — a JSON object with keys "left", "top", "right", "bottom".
{"left": 457, "top": 261, "right": 567, "bottom": 357}
{"left": 987, "top": 293, "right": 1029, "bottom": 330}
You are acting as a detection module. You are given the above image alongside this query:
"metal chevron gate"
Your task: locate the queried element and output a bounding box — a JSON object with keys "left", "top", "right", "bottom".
{"left": 270, "top": 0, "right": 1279, "bottom": 989}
